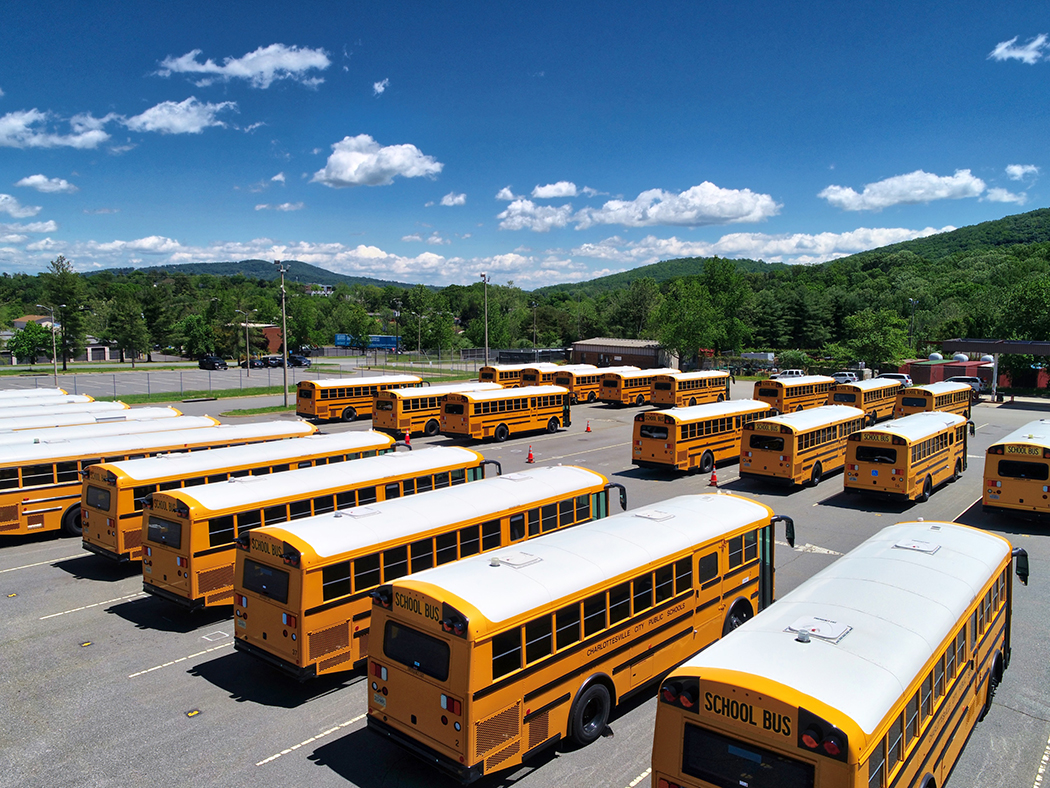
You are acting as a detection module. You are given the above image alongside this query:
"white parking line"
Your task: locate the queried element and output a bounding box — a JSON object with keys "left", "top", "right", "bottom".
{"left": 256, "top": 713, "right": 367, "bottom": 766}
{"left": 954, "top": 498, "right": 983, "bottom": 522}
{"left": 1032, "top": 729, "right": 1050, "bottom": 788}
{"left": 626, "top": 766, "right": 651, "bottom": 787}
{"left": 128, "top": 641, "right": 233, "bottom": 678}
{"left": 533, "top": 441, "right": 631, "bottom": 463}
{"left": 777, "top": 540, "right": 842, "bottom": 556}
{"left": 0, "top": 554, "right": 83, "bottom": 574}
{"left": 39, "top": 592, "right": 146, "bottom": 619}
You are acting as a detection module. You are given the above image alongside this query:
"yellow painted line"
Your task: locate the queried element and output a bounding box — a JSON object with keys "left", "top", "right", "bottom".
{"left": 626, "top": 767, "right": 651, "bottom": 787}
{"left": 256, "top": 713, "right": 367, "bottom": 766}
{"left": 39, "top": 592, "right": 146, "bottom": 620}
{"left": 128, "top": 641, "right": 233, "bottom": 678}
{"left": 0, "top": 554, "right": 83, "bottom": 574}
{"left": 1032, "top": 728, "right": 1050, "bottom": 788}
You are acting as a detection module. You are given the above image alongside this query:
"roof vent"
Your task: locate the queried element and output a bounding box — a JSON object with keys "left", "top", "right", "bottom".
{"left": 488, "top": 551, "right": 542, "bottom": 569}
{"left": 894, "top": 538, "right": 940, "bottom": 554}
{"left": 344, "top": 507, "right": 380, "bottom": 519}
{"left": 787, "top": 616, "right": 851, "bottom": 643}
{"left": 633, "top": 509, "right": 674, "bottom": 522}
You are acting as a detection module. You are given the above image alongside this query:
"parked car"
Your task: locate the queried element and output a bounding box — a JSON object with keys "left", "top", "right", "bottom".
{"left": 287, "top": 354, "right": 311, "bottom": 368}
{"left": 945, "top": 376, "right": 984, "bottom": 393}
{"left": 240, "top": 358, "right": 265, "bottom": 369}
{"left": 198, "top": 356, "right": 228, "bottom": 370}
{"left": 263, "top": 355, "right": 283, "bottom": 368}
{"left": 877, "top": 372, "right": 913, "bottom": 388}
{"left": 770, "top": 369, "right": 805, "bottom": 379}
{"left": 832, "top": 371, "right": 859, "bottom": 385}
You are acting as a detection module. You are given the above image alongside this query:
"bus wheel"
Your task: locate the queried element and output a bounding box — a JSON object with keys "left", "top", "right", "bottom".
{"left": 699, "top": 451, "right": 714, "bottom": 475}
{"left": 636, "top": 394, "right": 646, "bottom": 406}
{"left": 424, "top": 419, "right": 440, "bottom": 437}
{"left": 61, "top": 503, "right": 82, "bottom": 537}
{"left": 341, "top": 407, "right": 357, "bottom": 422}
{"left": 494, "top": 424, "right": 509, "bottom": 442}
{"left": 950, "top": 459, "right": 963, "bottom": 482}
{"left": 587, "top": 391, "right": 596, "bottom": 403}
{"left": 569, "top": 682, "right": 611, "bottom": 746}
{"left": 810, "top": 462, "right": 823, "bottom": 487}
{"left": 547, "top": 417, "right": 559, "bottom": 433}
{"left": 918, "top": 475, "right": 933, "bottom": 502}
{"left": 717, "top": 393, "right": 725, "bottom": 402}
{"left": 722, "top": 601, "right": 753, "bottom": 635}
{"left": 868, "top": 412, "right": 877, "bottom": 427}
{"left": 795, "top": 405, "right": 804, "bottom": 412}
{"left": 979, "top": 670, "right": 1000, "bottom": 722}
{"left": 689, "top": 397, "right": 697, "bottom": 407}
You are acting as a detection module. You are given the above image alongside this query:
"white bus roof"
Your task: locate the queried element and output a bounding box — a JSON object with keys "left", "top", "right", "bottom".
{"left": 482, "top": 363, "right": 560, "bottom": 372}
{"left": 903, "top": 381, "right": 971, "bottom": 396}
{"left": 660, "top": 399, "right": 772, "bottom": 423}
{"left": 165, "top": 446, "right": 484, "bottom": 513}
{"left": 0, "top": 400, "right": 126, "bottom": 421}
{"left": 861, "top": 411, "right": 966, "bottom": 442}
{"left": 836, "top": 378, "right": 903, "bottom": 392}
{"left": 0, "top": 415, "right": 215, "bottom": 450}
{"left": 0, "top": 394, "right": 93, "bottom": 409}
{"left": 401, "top": 493, "right": 773, "bottom": 625}
{"left": 0, "top": 405, "right": 179, "bottom": 433}
{"left": 565, "top": 365, "right": 639, "bottom": 376}
{"left": 674, "top": 521, "right": 1011, "bottom": 735}
{"left": 656, "top": 370, "right": 730, "bottom": 380}
{"left": 990, "top": 419, "right": 1050, "bottom": 450}
{"left": 753, "top": 405, "right": 866, "bottom": 431}
{"left": 98, "top": 425, "right": 397, "bottom": 483}
{"left": 302, "top": 375, "right": 422, "bottom": 388}
{"left": 529, "top": 364, "right": 597, "bottom": 374}
{"left": 759, "top": 375, "right": 835, "bottom": 387}
{"left": 381, "top": 382, "right": 502, "bottom": 399}
{"left": 450, "top": 386, "right": 568, "bottom": 401}
{"left": 263, "top": 465, "right": 609, "bottom": 561}
{"left": 0, "top": 387, "right": 67, "bottom": 399}
{"left": 603, "top": 368, "right": 679, "bottom": 379}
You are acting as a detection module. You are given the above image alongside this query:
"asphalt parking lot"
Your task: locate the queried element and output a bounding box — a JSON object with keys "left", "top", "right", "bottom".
{"left": 1, "top": 385, "right": 1048, "bottom": 788}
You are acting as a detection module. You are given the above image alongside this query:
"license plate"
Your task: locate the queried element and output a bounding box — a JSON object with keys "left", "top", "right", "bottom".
{"left": 373, "top": 692, "right": 387, "bottom": 709}
{"left": 237, "top": 618, "right": 246, "bottom": 629}
{"left": 143, "top": 566, "right": 152, "bottom": 574}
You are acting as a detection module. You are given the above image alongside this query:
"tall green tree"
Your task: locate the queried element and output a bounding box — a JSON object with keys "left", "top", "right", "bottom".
{"left": 174, "top": 314, "right": 214, "bottom": 357}
{"left": 840, "top": 308, "right": 910, "bottom": 371}
{"left": 7, "top": 322, "right": 53, "bottom": 367}
{"left": 41, "top": 256, "right": 87, "bottom": 370}
{"left": 106, "top": 288, "right": 150, "bottom": 367}
{"left": 654, "top": 279, "right": 718, "bottom": 364}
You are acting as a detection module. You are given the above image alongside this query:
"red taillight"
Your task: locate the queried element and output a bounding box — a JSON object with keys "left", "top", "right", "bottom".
{"left": 658, "top": 780, "right": 683, "bottom": 788}
{"left": 371, "top": 662, "right": 388, "bottom": 681}
{"left": 893, "top": 469, "right": 901, "bottom": 476}
{"left": 801, "top": 725, "right": 822, "bottom": 749}
{"left": 988, "top": 445, "right": 1004, "bottom": 455}
{"left": 282, "top": 613, "right": 297, "bottom": 628}
{"left": 441, "top": 694, "right": 462, "bottom": 715}
{"left": 145, "top": 547, "right": 152, "bottom": 557}
{"left": 660, "top": 683, "right": 679, "bottom": 703}
{"left": 678, "top": 688, "right": 696, "bottom": 709}
{"left": 822, "top": 733, "right": 844, "bottom": 757}
{"left": 235, "top": 594, "right": 247, "bottom": 607}
{"left": 176, "top": 556, "right": 187, "bottom": 568}
{"left": 848, "top": 464, "right": 857, "bottom": 471}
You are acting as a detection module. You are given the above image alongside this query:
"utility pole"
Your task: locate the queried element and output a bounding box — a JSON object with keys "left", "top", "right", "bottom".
{"left": 235, "top": 308, "right": 257, "bottom": 377}
{"left": 36, "top": 303, "right": 63, "bottom": 386}
{"left": 393, "top": 298, "right": 402, "bottom": 361}
{"left": 480, "top": 272, "right": 490, "bottom": 365}
{"left": 530, "top": 300, "right": 538, "bottom": 354}
{"left": 274, "top": 261, "right": 289, "bottom": 406}
{"left": 908, "top": 298, "right": 918, "bottom": 351}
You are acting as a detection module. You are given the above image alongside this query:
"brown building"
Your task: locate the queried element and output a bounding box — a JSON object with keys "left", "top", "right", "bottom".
{"left": 571, "top": 337, "right": 678, "bottom": 369}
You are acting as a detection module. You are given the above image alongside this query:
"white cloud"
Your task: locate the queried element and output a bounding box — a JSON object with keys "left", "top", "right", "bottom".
{"left": 312, "top": 134, "right": 443, "bottom": 188}
{"left": 157, "top": 44, "right": 330, "bottom": 88}
{"left": 402, "top": 233, "right": 423, "bottom": 242}
{"left": 581, "top": 186, "right": 602, "bottom": 197}
{"left": 0, "top": 109, "right": 111, "bottom": 149}
{"left": 15, "top": 174, "right": 78, "bottom": 194}
{"left": 254, "top": 202, "right": 304, "bottom": 211}
{"left": 1006, "top": 164, "right": 1039, "bottom": 180}
{"left": 373, "top": 78, "right": 389, "bottom": 96}
{"left": 124, "top": 97, "right": 236, "bottom": 134}
{"left": 427, "top": 232, "right": 451, "bottom": 245}
{"left": 0, "top": 220, "right": 57, "bottom": 233}
{"left": 989, "top": 34, "right": 1048, "bottom": 65}
{"left": 984, "top": 187, "right": 1027, "bottom": 204}
{"left": 0, "top": 87, "right": 4, "bottom": 97}
{"left": 83, "top": 208, "right": 118, "bottom": 215}
{"left": 497, "top": 199, "right": 574, "bottom": 232}
{"left": 495, "top": 186, "right": 518, "bottom": 201}
{"left": 271, "top": 172, "right": 286, "bottom": 183}
{"left": 440, "top": 191, "right": 466, "bottom": 206}
{"left": 575, "top": 182, "right": 780, "bottom": 229}
{"left": 819, "top": 169, "right": 985, "bottom": 211}
{"left": 532, "top": 181, "right": 578, "bottom": 199}
{"left": 0, "top": 234, "right": 27, "bottom": 243}
{"left": 0, "top": 194, "right": 41, "bottom": 218}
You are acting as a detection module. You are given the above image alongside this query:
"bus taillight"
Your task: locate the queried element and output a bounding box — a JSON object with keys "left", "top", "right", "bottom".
{"left": 988, "top": 480, "right": 1001, "bottom": 488}
{"left": 801, "top": 725, "right": 821, "bottom": 749}
{"left": 282, "top": 542, "right": 301, "bottom": 567}
{"left": 657, "top": 780, "right": 682, "bottom": 788}
{"left": 176, "top": 556, "right": 187, "bottom": 568}
{"left": 282, "top": 613, "right": 297, "bottom": 628}
{"left": 440, "top": 694, "right": 462, "bottom": 715}
{"left": 893, "top": 469, "right": 902, "bottom": 476}
{"left": 234, "top": 534, "right": 249, "bottom": 550}
{"left": 235, "top": 593, "right": 247, "bottom": 607}
{"left": 660, "top": 683, "right": 679, "bottom": 703}
{"left": 371, "top": 662, "right": 388, "bottom": 681}
{"left": 988, "top": 446, "right": 1004, "bottom": 455}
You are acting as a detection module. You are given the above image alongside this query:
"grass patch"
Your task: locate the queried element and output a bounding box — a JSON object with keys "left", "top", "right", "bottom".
{"left": 220, "top": 404, "right": 299, "bottom": 416}
{"left": 96, "top": 385, "right": 295, "bottom": 405}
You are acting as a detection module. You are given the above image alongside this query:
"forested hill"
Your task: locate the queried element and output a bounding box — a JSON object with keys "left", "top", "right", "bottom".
{"left": 536, "top": 256, "right": 786, "bottom": 295}
{"left": 96, "top": 259, "right": 415, "bottom": 289}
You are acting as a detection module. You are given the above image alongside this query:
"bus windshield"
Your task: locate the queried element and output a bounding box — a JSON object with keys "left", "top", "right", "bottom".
{"left": 998, "top": 459, "right": 1050, "bottom": 480}
{"left": 376, "top": 400, "right": 394, "bottom": 411}
{"left": 856, "top": 445, "right": 897, "bottom": 463}
{"left": 901, "top": 396, "right": 927, "bottom": 408}
{"left": 640, "top": 425, "right": 668, "bottom": 440}
{"left": 682, "top": 723, "right": 814, "bottom": 788}
{"left": 832, "top": 392, "right": 857, "bottom": 403}
{"left": 242, "top": 558, "right": 289, "bottom": 604}
{"left": 384, "top": 620, "right": 450, "bottom": 681}
{"left": 749, "top": 434, "right": 784, "bottom": 451}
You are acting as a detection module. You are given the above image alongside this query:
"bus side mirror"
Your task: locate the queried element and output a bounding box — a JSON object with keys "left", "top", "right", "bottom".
{"left": 968, "top": 421, "right": 976, "bottom": 436}
{"left": 772, "top": 515, "right": 795, "bottom": 549}
{"left": 1012, "top": 547, "right": 1030, "bottom": 586}
{"left": 481, "top": 459, "right": 502, "bottom": 477}
{"left": 605, "top": 483, "right": 628, "bottom": 511}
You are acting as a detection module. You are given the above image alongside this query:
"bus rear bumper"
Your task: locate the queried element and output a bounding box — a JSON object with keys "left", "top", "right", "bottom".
{"left": 234, "top": 636, "right": 317, "bottom": 680}
{"left": 982, "top": 503, "right": 1050, "bottom": 520}
{"left": 842, "top": 486, "right": 909, "bottom": 502}
{"left": 632, "top": 459, "right": 678, "bottom": 471}
{"left": 367, "top": 715, "right": 482, "bottom": 784}
{"left": 82, "top": 540, "right": 131, "bottom": 563}
{"left": 739, "top": 470, "right": 795, "bottom": 486}
{"left": 142, "top": 582, "right": 205, "bottom": 610}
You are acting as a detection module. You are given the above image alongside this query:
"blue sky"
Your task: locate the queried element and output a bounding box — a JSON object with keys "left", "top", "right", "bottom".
{"left": 0, "top": 2, "right": 1047, "bottom": 288}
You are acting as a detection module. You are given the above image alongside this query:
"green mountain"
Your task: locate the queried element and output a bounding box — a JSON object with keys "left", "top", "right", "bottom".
{"left": 535, "top": 256, "right": 787, "bottom": 296}
{"left": 98, "top": 259, "right": 418, "bottom": 289}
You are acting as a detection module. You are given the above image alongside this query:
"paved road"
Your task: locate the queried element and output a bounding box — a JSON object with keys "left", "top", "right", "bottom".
{"left": 1, "top": 386, "right": 1048, "bottom": 788}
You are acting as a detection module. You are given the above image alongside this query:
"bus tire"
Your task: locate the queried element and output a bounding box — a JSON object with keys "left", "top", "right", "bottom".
{"left": 494, "top": 424, "right": 509, "bottom": 442}
{"left": 546, "top": 417, "right": 560, "bottom": 433}
{"left": 950, "top": 459, "right": 962, "bottom": 482}
{"left": 717, "top": 393, "right": 725, "bottom": 402}
{"left": 61, "top": 503, "right": 82, "bottom": 537}
{"left": 587, "top": 391, "right": 596, "bottom": 403}
{"left": 795, "top": 405, "right": 804, "bottom": 412}
{"left": 699, "top": 451, "right": 714, "bottom": 475}
{"left": 341, "top": 407, "right": 357, "bottom": 422}
{"left": 979, "top": 669, "right": 1000, "bottom": 722}
{"left": 689, "top": 397, "right": 697, "bottom": 407}
{"left": 636, "top": 394, "right": 646, "bottom": 406}
{"left": 569, "top": 682, "right": 612, "bottom": 746}
{"left": 810, "top": 462, "right": 823, "bottom": 487}
{"left": 918, "top": 475, "right": 933, "bottom": 502}
{"left": 868, "top": 412, "right": 877, "bottom": 427}
{"left": 424, "top": 419, "right": 440, "bottom": 437}
{"left": 722, "top": 600, "right": 753, "bottom": 636}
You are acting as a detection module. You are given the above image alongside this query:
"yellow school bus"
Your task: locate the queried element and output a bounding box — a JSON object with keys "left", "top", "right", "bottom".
{"left": 982, "top": 418, "right": 1050, "bottom": 519}
{"left": 740, "top": 405, "right": 866, "bottom": 487}
{"left": 373, "top": 382, "right": 502, "bottom": 438}
{"left": 520, "top": 364, "right": 597, "bottom": 387}
{"left": 651, "top": 521, "right": 1029, "bottom": 788}
{"left": 599, "top": 368, "right": 680, "bottom": 406}
{"left": 0, "top": 414, "right": 210, "bottom": 449}
{"left": 633, "top": 400, "right": 775, "bottom": 473}
{"left": 651, "top": 371, "right": 731, "bottom": 408}
{"left": 0, "top": 393, "right": 96, "bottom": 412}
{"left": 753, "top": 375, "right": 835, "bottom": 413}
{"left": 844, "top": 412, "right": 971, "bottom": 502}
{"left": 827, "top": 378, "right": 900, "bottom": 426}
{"left": 0, "top": 418, "right": 225, "bottom": 539}
{"left": 479, "top": 363, "right": 560, "bottom": 387}
{"left": 141, "top": 447, "right": 497, "bottom": 609}
{"left": 366, "top": 492, "right": 795, "bottom": 783}
{"left": 82, "top": 427, "right": 398, "bottom": 563}
{"left": 232, "top": 465, "right": 626, "bottom": 679}
{"left": 441, "top": 386, "right": 571, "bottom": 442}
{"left": 894, "top": 381, "right": 972, "bottom": 419}
{"left": 296, "top": 375, "right": 424, "bottom": 422}
{"left": 554, "top": 365, "right": 639, "bottom": 404}
{"left": 0, "top": 404, "right": 181, "bottom": 432}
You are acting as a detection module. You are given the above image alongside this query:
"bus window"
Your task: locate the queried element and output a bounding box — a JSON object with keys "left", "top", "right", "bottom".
{"left": 491, "top": 629, "right": 521, "bottom": 679}
{"left": 856, "top": 446, "right": 897, "bottom": 464}
{"left": 385, "top": 621, "right": 450, "bottom": 681}
{"left": 997, "top": 460, "right": 1049, "bottom": 480}
{"left": 749, "top": 434, "right": 784, "bottom": 451}
{"left": 411, "top": 539, "right": 434, "bottom": 572}
{"left": 640, "top": 424, "right": 668, "bottom": 440}
{"left": 555, "top": 604, "right": 581, "bottom": 648}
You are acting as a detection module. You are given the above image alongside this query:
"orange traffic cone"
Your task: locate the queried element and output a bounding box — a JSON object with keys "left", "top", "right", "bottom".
{"left": 526, "top": 445, "right": 535, "bottom": 463}
{"left": 404, "top": 432, "right": 411, "bottom": 446}
{"left": 585, "top": 420, "right": 591, "bottom": 432}
{"left": 708, "top": 469, "right": 718, "bottom": 487}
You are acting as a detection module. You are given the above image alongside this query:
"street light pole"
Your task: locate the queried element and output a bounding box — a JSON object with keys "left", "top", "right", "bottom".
{"left": 530, "top": 300, "right": 538, "bottom": 354}
{"left": 393, "top": 298, "right": 402, "bottom": 362}
{"left": 35, "top": 303, "right": 62, "bottom": 387}
{"left": 235, "top": 308, "right": 257, "bottom": 377}
{"left": 908, "top": 298, "right": 918, "bottom": 351}
{"left": 480, "top": 272, "right": 490, "bottom": 365}
{"left": 274, "top": 261, "right": 289, "bottom": 406}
